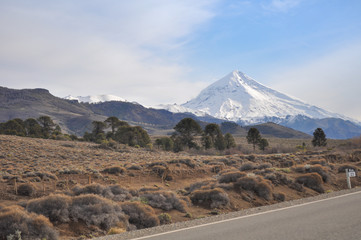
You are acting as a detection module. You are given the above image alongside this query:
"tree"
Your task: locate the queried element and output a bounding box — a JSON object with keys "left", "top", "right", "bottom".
{"left": 105, "top": 116, "right": 122, "bottom": 136}
{"left": 37, "top": 116, "right": 56, "bottom": 138}
{"left": 114, "top": 126, "right": 150, "bottom": 147}
{"left": 92, "top": 121, "right": 106, "bottom": 135}
{"left": 155, "top": 137, "right": 174, "bottom": 151}
{"left": 203, "top": 123, "right": 222, "bottom": 149}
{"left": 246, "top": 128, "right": 262, "bottom": 151}
{"left": 0, "top": 119, "right": 26, "bottom": 136}
{"left": 214, "top": 133, "right": 226, "bottom": 150}
{"left": 312, "top": 128, "right": 327, "bottom": 147}
{"left": 91, "top": 121, "right": 107, "bottom": 143}
{"left": 224, "top": 133, "right": 236, "bottom": 149}
{"left": 173, "top": 118, "right": 202, "bottom": 149}
{"left": 24, "top": 118, "right": 42, "bottom": 137}
{"left": 258, "top": 138, "right": 269, "bottom": 151}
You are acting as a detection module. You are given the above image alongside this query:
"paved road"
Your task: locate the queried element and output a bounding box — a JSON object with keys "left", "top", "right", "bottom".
{"left": 131, "top": 191, "right": 361, "bottom": 240}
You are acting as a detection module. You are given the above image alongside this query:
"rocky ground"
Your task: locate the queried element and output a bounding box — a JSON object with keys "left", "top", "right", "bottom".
{"left": 0, "top": 135, "right": 360, "bottom": 239}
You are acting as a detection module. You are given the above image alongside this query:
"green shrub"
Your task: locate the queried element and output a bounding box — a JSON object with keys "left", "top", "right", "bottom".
{"left": 158, "top": 213, "right": 172, "bottom": 225}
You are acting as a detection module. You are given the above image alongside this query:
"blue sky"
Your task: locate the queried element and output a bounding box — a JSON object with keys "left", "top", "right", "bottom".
{"left": 1, "top": 0, "right": 361, "bottom": 120}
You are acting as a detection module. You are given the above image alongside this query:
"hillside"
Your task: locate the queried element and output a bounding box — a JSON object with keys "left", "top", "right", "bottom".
{"left": 0, "top": 135, "right": 360, "bottom": 239}
{"left": 0, "top": 86, "right": 312, "bottom": 139}
{"left": 0, "top": 87, "right": 106, "bottom": 135}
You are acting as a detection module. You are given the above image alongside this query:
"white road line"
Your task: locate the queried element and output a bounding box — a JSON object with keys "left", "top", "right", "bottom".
{"left": 130, "top": 190, "right": 361, "bottom": 240}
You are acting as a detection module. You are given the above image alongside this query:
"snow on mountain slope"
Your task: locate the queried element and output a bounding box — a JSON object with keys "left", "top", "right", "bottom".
{"left": 178, "top": 70, "right": 349, "bottom": 124}
{"left": 64, "top": 94, "right": 126, "bottom": 103}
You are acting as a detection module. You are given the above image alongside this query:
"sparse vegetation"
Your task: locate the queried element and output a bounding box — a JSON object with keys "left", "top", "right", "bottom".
{"left": 0, "top": 134, "right": 360, "bottom": 239}
{"left": 0, "top": 206, "right": 58, "bottom": 240}
{"left": 190, "top": 188, "right": 230, "bottom": 208}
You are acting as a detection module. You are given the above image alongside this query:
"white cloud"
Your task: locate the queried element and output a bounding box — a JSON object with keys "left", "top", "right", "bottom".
{"left": 0, "top": 1, "right": 216, "bottom": 105}
{"left": 269, "top": 42, "right": 361, "bottom": 121}
{"left": 262, "top": 0, "right": 301, "bottom": 12}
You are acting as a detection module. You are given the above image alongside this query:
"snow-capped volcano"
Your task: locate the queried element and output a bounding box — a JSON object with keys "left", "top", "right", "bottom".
{"left": 64, "top": 94, "right": 126, "bottom": 103}
{"left": 170, "top": 70, "right": 348, "bottom": 124}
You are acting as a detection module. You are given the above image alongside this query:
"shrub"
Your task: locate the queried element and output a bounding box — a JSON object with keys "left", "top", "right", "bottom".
{"left": 26, "top": 194, "right": 71, "bottom": 223}
{"left": 141, "top": 191, "right": 187, "bottom": 212}
{"left": 102, "top": 166, "right": 126, "bottom": 175}
{"left": 240, "top": 163, "right": 257, "bottom": 171}
{"left": 104, "top": 185, "right": 133, "bottom": 202}
{"left": 255, "top": 181, "right": 272, "bottom": 200}
{"left": 185, "top": 180, "right": 214, "bottom": 193}
{"left": 211, "top": 165, "right": 224, "bottom": 173}
{"left": 190, "top": 188, "right": 230, "bottom": 209}
{"left": 70, "top": 194, "right": 128, "bottom": 230}
{"left": 121, "top": 202, "right": 159, "bottom": 229}
{"left": 218, "top": 171, "right": 245, "bottom": 183}
{"left": 296, "top": 173, "right": 324, "bottom": 193}
{"left": 127, "top": 165, "right": 143, "bottom": 170}
{"left": 309, "top": 165, "right": 330, "bottom": 183}
{"left": 72, "top": 184, "right": 133, "bottom": 202}
{"left": 158, "top": 213, "right": 172, "bottom": 225}
{"left": 234, "top": 177, "right": 258, "bottom": 191}
{"left": 72, "top": 184, "right": 106, "bottom": 196}
{"left": 264, "top": 172, "right": 291, "bottom": 186}
{"left": 234, "top": 177, "right": 273, "bottom": 200}
{"left": 258, "top": 163, "right": 272, "bottom": 169}
{"left": 273, "top": 192, "right": 286, "bottom": 202}
{"left": 0, "top": 206, "right": 58, "bottom": 240}
{"left": 338, "top": 164, "right": 358, "bottom": 174}
{"left": 17, "top": 183, "right": 36, "bottom": 196}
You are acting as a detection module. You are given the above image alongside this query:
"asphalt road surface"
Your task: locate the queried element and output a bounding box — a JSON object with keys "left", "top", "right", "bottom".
{"left": 130, "top": 191, "right": 361, "bottom": 240}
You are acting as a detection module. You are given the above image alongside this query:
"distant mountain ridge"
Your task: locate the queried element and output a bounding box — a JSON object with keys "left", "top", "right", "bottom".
{"left": 162, "top": 70, "right": 361, "bottom": 139}
{"left": 0, "top": 86, "right": 310, "bottom": 138}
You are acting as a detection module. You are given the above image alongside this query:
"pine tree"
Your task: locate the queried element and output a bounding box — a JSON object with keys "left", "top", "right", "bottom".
{"left": 246, "top": 128, "right": 262, "bottom": 151}
{"left": 224, "top": 133, "right": 236, "bottom": 149}
{"left": 312, "top": 128, "right": 327, "bottom": 147}
{"left": 173, "top": 118, "right": 202, "bottom": 149}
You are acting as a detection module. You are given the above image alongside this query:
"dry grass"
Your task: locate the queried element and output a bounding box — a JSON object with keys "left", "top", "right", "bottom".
{"left": 0, "top": 135, "right": 361, "bottom": 239}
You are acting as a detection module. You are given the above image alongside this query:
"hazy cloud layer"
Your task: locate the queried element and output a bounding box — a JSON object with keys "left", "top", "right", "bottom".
{"left": 0, "top": 1, "right": 216, "bottom": 105}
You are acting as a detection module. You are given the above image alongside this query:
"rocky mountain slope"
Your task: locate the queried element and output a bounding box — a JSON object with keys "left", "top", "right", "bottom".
{"left": 163, "top": 71, "right": 361, "bottom": 139}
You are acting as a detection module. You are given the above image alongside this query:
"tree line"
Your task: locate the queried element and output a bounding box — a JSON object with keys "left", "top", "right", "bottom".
{"left": 83, "top": 117, "right": 151, "bottom": 148}
{"left": 0, "top": 116, "right": 328, "bottom": 151}
{"left": 0, "top": 116, "right": 68, "bottom": 140}
{"left": 155, "top": 118, "right": 236, "bottom": 152}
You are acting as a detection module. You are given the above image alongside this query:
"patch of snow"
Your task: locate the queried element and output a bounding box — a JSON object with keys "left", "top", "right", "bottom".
{"left": 64, "top": 94, "right": 126, "bottom": 103}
